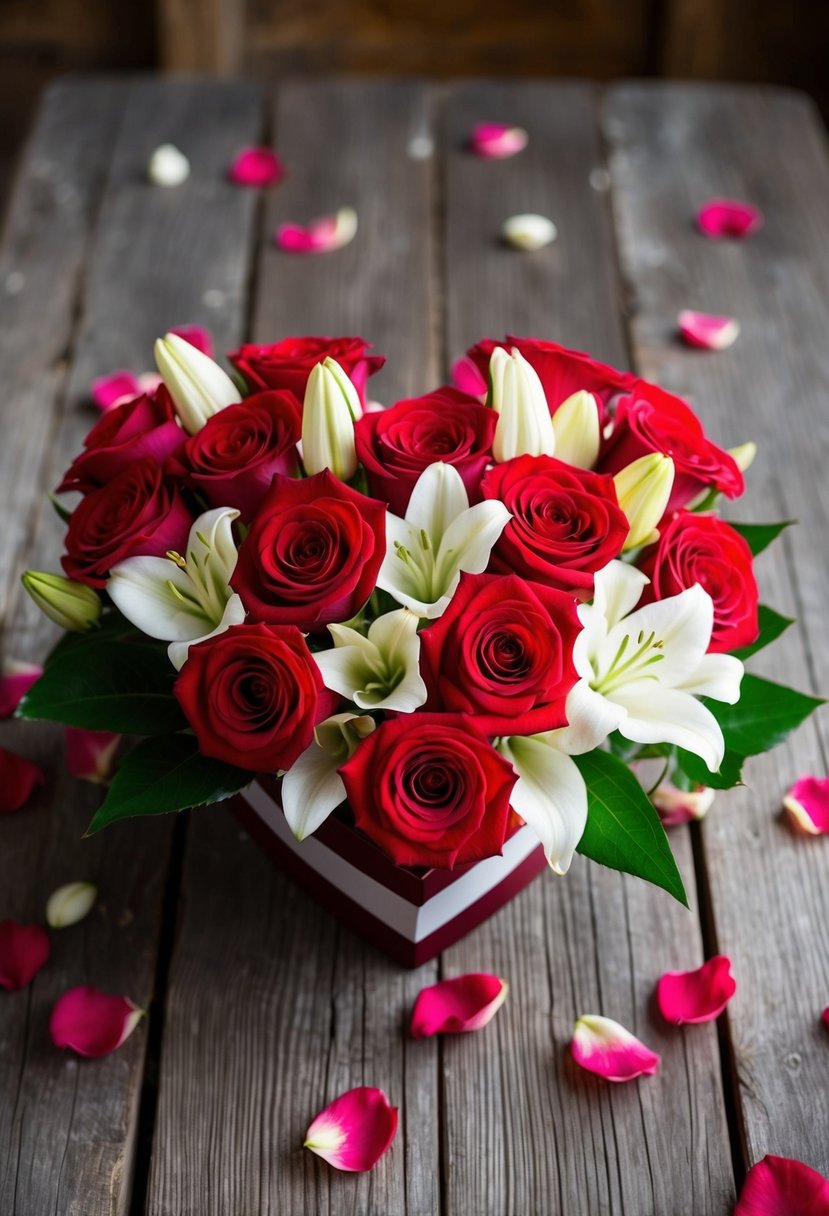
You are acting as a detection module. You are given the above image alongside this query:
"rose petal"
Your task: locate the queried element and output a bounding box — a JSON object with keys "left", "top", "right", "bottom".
{"left": 410, "top": 973, "right": 508, "bottom": 1038}
{"left": 0, "top": 746, "right": 44, "bottom": 813}
{"left": 0, "top": 659, "right": 42, "bottom": 718}
{"left": 652, "top": 780, "right": 715, "bottom": 826}
{"left": 90, "top": 371, "right": 143, "bottom": 411}
{"left": 470, "top": 122, "right": 528, "bottom": 159}
{"left": 275, "top": 207, "right": 358, "bottom": 254}
{"left": 783, "top": 776, "right": 829, "bottom": 834}
{"left": 304, "top": 1086, "right": 398, "bottom": 1172}
{"left": 697, "top": 198, "right": 763, "bottom": 239}
{"left": 821, "top": 1006, "right": 829, "bottom": 1032}
{"left": 501, "top": 213, "right": 557, "bottom": 251}
{"left": 0, "top": 921, "right": 51, "bottom": 990}
{"left": 571, "top": 1014, "right": 660, "bottom": 1081}
{"left": 169, "top": 324, "right": 214, "bottom": 358}
{"left": 229, "top": 146, "right": 285, "bottom": 187}
{"left": 734, "top": 1154, "right": 829, "bottom": 1215}
{"left": 450, "top": 355, "right": 488, "bottom": 398}
{"left": 65, "top": 728, "right": 121, "bottom": 785}
{"left": 678, "top": 310, "right": 740, "bottom": 351}
{"left": 656, "top": 955, "right": 736, "bottom": 1025}
{"left": 50, "top": 986, "right": 143, "bottom": 1057}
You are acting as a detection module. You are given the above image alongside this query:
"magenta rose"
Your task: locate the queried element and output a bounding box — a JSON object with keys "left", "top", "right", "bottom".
{"left": 58, "top": 388, "right": 185, "bottom": 493}
{"left": 228, "top": 335, "right": 384, "bottom": 403}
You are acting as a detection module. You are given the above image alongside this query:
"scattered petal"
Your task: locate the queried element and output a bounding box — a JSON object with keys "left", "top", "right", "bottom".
{"left": 65, "top": 728, "right": 121, "bottom": 785}
{"left": 410, "top": 974, "right": 508, "bottom": 1037}
{"left": 502, "top": 213, "right": 557, "bottom": 251}
{"left": 652, "top": 780, "right": 715, "bottom": 826}
{"left": 229, "top": 146, "right": 284, "bottom": 187}
{"left": 276, "top": 207, "right": 358, "bottom": 254}
{"left": 90, "top": 370, "right": 144, "bottom": 411}
{"left": 822, "top": 1007, "right": 829, "bottom": 1032}
{"left": 470, "top": 123, "right": 528, "bottom": 159}
{"left": 46, "top": 881, "right": 98, "bottom": 929}
{"left": 0, "top": 746, "right": 44, "bottom": 813}
{"left": 571, "top": 1014, "right": 660, "bottom": 1082}
{"left": 451, "top": 355, "right": 487, "bottom": 398}
{"left": 0, "top": 921, "right": 51, "bottom": 990}
{"left": 304, "top": 1086, "right": 398, "bottom": 1172}
{"left": 0, "top": 659, "right": 42, "bottom": 718}
{"left": 783, "top": 776, "right": 829, "bottom": 834}
{"left": 50, "top": 986, "right": 143, "bottom": 1057}
{"left": 147, "top": 143, "right": 190, "bottom": 187}
{"left": 169, "top": 324, "right": 214, "bottom": 358}
{"left": 679, "top": 310, "right": 740, "bottom": 350}
{"left": 697, "top": 198, "right": 763, "bottom": 240}
{"left": 734, "top": 1154, "right": 829, "bottom": 1215}
{"left": 657, "top": 956, "right": 736, "bottom": 1024}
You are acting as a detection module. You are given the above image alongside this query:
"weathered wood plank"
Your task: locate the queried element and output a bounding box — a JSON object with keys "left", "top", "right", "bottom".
{"left": 147, "top": 81, "right": 441, "bottom": 1216}
{"left": 603, "top": 82, "right": 829, "bottom": 1175}
{"left": 440, "top": 81, "right": 736, "bottom": 1216}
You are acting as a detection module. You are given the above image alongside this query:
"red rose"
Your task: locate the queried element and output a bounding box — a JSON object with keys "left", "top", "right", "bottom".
{"left": 228, "top": 335, "right": 384, "bottom": 403}
{"left": 340, "top": 713, "right": 516, "bottom": 869}
{"left": 481, "top": 455, "right": 629, "bottom": 594}
{"left": 62, "top": 460, "right": 192, "bottom": 587}
{"left": 231, "top": 469, "right": 386, "bottom": 632}
{"left": 174, "top": 623, "right": 330, "bottom": 772}
{"left": 354, "top": 387, "right": 496, "bottom": 514}
{"left": 599, "top": 381, "right": 744, "bottom": 513}
{"left": 420, "top": 572, "right": 580, "bottom": 735}
{"left": 639, "top": 511, "right": 759, "bottom": 653}
{"left": 170, "top": 390, "right": 301, "bottom": 519}
{"left": 58, "top": 388, "right": 185, "bottom": 493}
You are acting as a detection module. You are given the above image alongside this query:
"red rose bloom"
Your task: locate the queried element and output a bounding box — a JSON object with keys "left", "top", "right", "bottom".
{"left": 58, "top": 388, "right": 185, "bottom": 493}
{"left": 420, "top": 572, "right": 580, "bottom": 734}
{"left": 599, "top": 381, "right": 744, "bottom": 513}
{"left": 174, "top": 623, "right": 330, "bottom": 772}
{"left": 354, "top": 387, "right": 496, "bottom": 514}
{"left": 639, "top": 511, "right": 759, "bottom": 653}
{"left": 231, "top": 470, "right": 386, "bottom": 632}
{"left": 481, "top": 455, "right": 629, "bottom": 594}
{"left": 228, "top": 335, "right": 384, "bottom": 403}
{"left": 62, "top": 460, "right": 192, "bottom": 587}
{"left": 170, "top": 390, "right": 301, "bottom": 519}
{"left": 340, "top": 713, "right": 516, "bottom": 869}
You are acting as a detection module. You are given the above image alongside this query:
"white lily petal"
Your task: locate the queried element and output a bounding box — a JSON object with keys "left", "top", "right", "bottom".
{"left": 499, "top": 737, "right": 587, "bottom": 875}
{"left": 613, "top": 683, "right": 725, "bottom": 774}
{"left": 404, "top": 462, "right": 469, "bottom": 548}
{"left": 108, "top": 557, "right": 208, "bottom": 641}
{"left": 555, "top": 679, "right": 625, "bottom": 755}
{"left": 435, "top": 499, "right": 512, "bottom": 587}
{"left": 590, "top": 561, "right": 650, "bottom": 631}
{"left": 604, "top": 585, "right": 712, "bottom": 685}
{"left": 314, "top": 646, "right": 376, "bottom": 700}
{"left": 675, "top": 651, "right": 743, "bottom": 703}
{"left": 552, "top": 391, "right": 601, "bottom": 468}
{"left": 363, "top": 664, "right": 427, "bottom": 713}
{"left": 282, "top": 748, "right": 347, "bottom": 841}
{"left": 168, "top": 594, "right": 246, "bottom": 671}
{"left": 327, "top": 623, "right": 377, "bottom": 659}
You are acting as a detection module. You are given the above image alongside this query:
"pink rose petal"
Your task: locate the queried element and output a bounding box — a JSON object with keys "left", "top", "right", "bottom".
{"left": 65, "top": 728, "right": 121, "bottom": 785}
{"left": 410, "top": 973, "right": 508, "bottom": 1038}
{"left": 229, "top": 147, "right": 285, "bottom": 188}
{"left": 275, "top": 206, "right": 357, "bottom": 255}
{"left": 0, "top": 659, "right": 42, "bottom": 718}
{"left": 168, "top": 324, "right": 214, "bottom": 358}
{"left": 652, "top": 780, "right": 715, "bottom": 826}
{"left": 656, "top": 955, "right": 736, "bottom": 1025}
{"left": 678, "top": 310, "right": 740, "bottom": 351}
{"left": 450, "top": 355, "right": 488, "bottom": 399}
{"left": 50, "top": 986, "right": 144, "bottom": 1057}
{"left": 0, "top": 921, "right": 51, "bottom": 990}
{"left": 734, "top": 1154, "right": 829, "bottom": 1215}
{"left": 136, "top": 371, "right": 163, "bottom": 395}
{"left": 697, "top": 198, "right": 763, "bottom": 240}
{"left": 0, "top": 746, "right": 44, "bottom": 813}
{"left": 821, "top": 1006, "right": 829, "bottom": 1032}
{"left": 571, "top": 1014, "right": 660, "bottom": 1082}
{"left": 783, "top": 776, "right": 829, "bottom": 834}
{"left": 470, "top": 122, "right": 528, "bottom": 159}
{"left": 90, "top": 371, "right": 143, "bottom": 412}
{"left": 304, "top": 1086, "right": 398, "bottom": 1172}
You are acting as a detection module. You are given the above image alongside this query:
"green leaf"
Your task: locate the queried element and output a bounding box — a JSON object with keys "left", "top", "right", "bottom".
{"left": 44, "top": 610, "right": 146, "bottom": 668}
{"left": 87, "top": 734, "right": 250, "bottom": 833}
{"left": 730, "top": 520, "right": 794, "bottom": 557}
{"left": 733, "top": 605, "right": 794, "bottom": 662}
{"left": 675, "top": 746, "right": 745, "bottom": 790}
{"left": 574, "top": 751, "right": 687, "bottom": 906}
{"left": 706, "top": 673, "right": 824, "bottom": 757}
{"left": 18, "top": 639, "right": 186, "bottom": 735}
{"left": 48, "top": 492, "right": 73, "bottom": 523}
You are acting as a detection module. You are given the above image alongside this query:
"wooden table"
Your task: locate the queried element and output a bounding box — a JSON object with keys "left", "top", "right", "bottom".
{"left": 1, "top": 76, "right": 827, "bottom": 1216}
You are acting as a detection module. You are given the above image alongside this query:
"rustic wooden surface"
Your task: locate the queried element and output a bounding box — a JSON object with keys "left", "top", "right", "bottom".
{"left": 0, "top": 77, "right": 827, "bottom": 1215}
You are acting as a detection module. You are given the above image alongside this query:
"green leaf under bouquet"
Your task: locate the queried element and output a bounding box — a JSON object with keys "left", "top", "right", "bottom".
{"left": 730, "top": 520, "right": 794, "bottom": 557}
{"left": 732, "top": 604, "right": 794, "bottom": 662}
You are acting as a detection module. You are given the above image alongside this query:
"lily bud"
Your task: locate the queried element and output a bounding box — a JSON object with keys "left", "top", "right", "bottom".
{"left": 552, "top": 390, "right": 601, "bottom": 468}
{"left": 728, "top": 441, "right": 757, "bottom": 473}
{"left": 154, "top": 331, "right": 241, "bottom": 434}
{"left": 46, "top": 881, "right": 98, "bottom": 929}
{"left": 489, "top": 347, "right": 555, "bottom": 462}
{"left": 301, "top": 357, "right": 361, "bottom": 480}
{"left": 21, "top": 571, "right": 101, "bottom": 632}
{"left": 613, "top": 453, "right": 675, "bottom": 551}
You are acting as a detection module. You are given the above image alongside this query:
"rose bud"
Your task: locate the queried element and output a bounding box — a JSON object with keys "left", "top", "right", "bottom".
{"left": 302, "top": 357, "right": 361, "bottom": 480}
{"left": 488, "top": 346, "right": 555, "bottom": 462}
{"left": 21, "top": 571, "right": 101, "bottom": 632}
{"left": 612, "top": 452, "right": 675, "bottom": 550}
{"left": 729, "top": 441, "right": 757, "bottom": 473}
{"left": 154, "top": 331, "right": 241, "bottom": 434}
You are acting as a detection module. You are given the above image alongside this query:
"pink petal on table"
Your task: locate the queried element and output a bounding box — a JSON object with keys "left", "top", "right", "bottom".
{"left": 652, "top": 780, "right": 715, "bottom": 826}
{"left": 275, "top": 206, "right": 357, "bottom": 254}
{"left": 65, "top": 728, "right": 121, "bottom": 785}
{"left": 304, "top": 1086, "right": 398, "bottom": 1172}
{"left": 783, "top": 776, "right": 829, "bottom": 834}
{"left": 470, "top": 122, "right": 528, "bottom": 159}
{"left": 451, "top": 354, "right": 488, "bottom": 398}
{"left": 168, "top": 324, "right": 214, "bottom": 358}
{"left": 90, "top": 370, "right": 143, "bottom": 411}
{"left": 0, "top": 746, "right": 44, "bottom": 813}
{"left": 571, "top": 1014, "right": 660, "bottom": 1082}
{"left": 136, "top": 371, "right": 164, "bottom": 394}
{"left": 678, "top": 309, "right": 740, "bottom": 351}
{"left": 697, "top": 198, "right": 763, "bottom": 239}
{"left": 410, "top": 973, "right": 508, "bottom": 1038}
{"left": 50, "top": 986, "right": 144, "bottom": 1057}
{"left": 0, "top": 659, "right": 42, "bottom": 718}
{"left": 821, "top": 1006, "right": 829, "bottom": 1032}
{"left": 228, "top": 147, "right": 285, "bottom": 188}
{"left": 656, "top": 955, "right": 736, "bottom": 1025}
{"left": 0, "top": 921, "right": 51, "bottom": 990}
{"left": 734, "top": 1154, "right": 829, "bottom": 1215}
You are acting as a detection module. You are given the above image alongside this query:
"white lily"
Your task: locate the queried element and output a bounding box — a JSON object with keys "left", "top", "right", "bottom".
{"left": 496, "top": 731, "right": 588, "bottom": 875}
{"left": 282, "top": 713, "right": 375, "bottom": 841}
{"left": 314, "top": 608, "right": 427, "bottom": 712}
{"left": 302, "top": 357, "right": 361, "bottom": 480}
{"left": 154, "top": 331, "right": 241, "bottom": 434}
{"left": 552, "top": 390, "right": 601, "bottom": 468}
{"left": 489, "top": 346, "right": 555, "bottom": 462}
{"left": 108, "top": 507, "right": 245, "bottom": 670}
{"left": 376, "top": 462, "right": 511, "bottom": 618}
